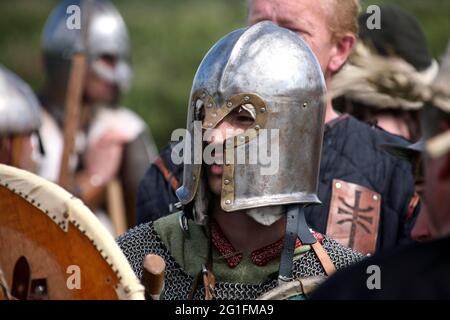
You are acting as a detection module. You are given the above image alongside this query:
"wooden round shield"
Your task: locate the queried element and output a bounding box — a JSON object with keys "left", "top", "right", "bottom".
{"left": 0, "top": 164, "right": 144, "bottom": 300}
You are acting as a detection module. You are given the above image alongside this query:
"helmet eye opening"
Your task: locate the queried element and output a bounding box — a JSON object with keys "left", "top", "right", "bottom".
{"left": 222, "top": 105, "right": 256, "bottom": 131}
{"left": 194, "top": 99, "right": 205, "bottom": 122}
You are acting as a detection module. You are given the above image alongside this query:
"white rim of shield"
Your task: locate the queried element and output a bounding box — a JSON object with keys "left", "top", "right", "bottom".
{"left": 0, "top": 164, "right": 145, "bottom": 300}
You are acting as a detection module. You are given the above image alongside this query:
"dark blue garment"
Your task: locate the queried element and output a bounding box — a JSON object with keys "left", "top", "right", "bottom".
{"left": 136, "top": 142, "right": 183, "bottom": 224}
{"left": 136, "top": 115, "right": 417, "bottom": 251}
{"left": 310, "top": 235, "right": 450, "bottom": 300}
{"left": 305, "top": 116, "right": 417, "bottom": 251}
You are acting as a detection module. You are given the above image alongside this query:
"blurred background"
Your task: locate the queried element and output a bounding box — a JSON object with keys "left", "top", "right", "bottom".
{"left": 0, "top": 0, "right": 449, "bottom": 149}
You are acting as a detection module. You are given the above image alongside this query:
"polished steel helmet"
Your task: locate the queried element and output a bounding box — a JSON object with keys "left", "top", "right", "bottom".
{"left": 176, "top": 21, "right": 326, "bottom": 223}
{"left": 41, "top": 0, "right": 132, "bottom": 94}
{"left": 0, "top": 65, "right": 41, "bottom": 134}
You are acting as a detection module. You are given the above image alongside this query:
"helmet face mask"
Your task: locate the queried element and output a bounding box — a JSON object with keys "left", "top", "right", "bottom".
{"left": 175, "top": 22, "right": 327, "bottom": 224}
{"left": 90, "top": 57, "right": 132, "bottom": 92}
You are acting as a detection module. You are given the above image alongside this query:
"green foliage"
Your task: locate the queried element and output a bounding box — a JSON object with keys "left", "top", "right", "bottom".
{"left": 0, "top": 0, "right": 448, "bottom": 148}
{"left": 115, "top": 0, "right": 246, "bottom": 148}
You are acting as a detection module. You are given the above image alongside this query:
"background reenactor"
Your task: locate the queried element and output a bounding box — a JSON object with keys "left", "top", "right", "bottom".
{"left": 333, "top": 5, "right": 439, "bottom": 141}
{"left": 38, "top": 0, "right": 158, "bottom": 233}
{"left": 0, "top": 65, "right": 42, "bottom": 171}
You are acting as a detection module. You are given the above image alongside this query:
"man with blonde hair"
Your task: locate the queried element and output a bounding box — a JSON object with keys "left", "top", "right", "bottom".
{"left": 138, "top": 0, "right": 418, "bottom": 256}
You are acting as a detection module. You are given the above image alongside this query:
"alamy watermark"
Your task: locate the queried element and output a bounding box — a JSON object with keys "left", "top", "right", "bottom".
{"left": 66, "top": 265, "right": 81, "bottom": 290}
{"left": 65, "top": 4, "right": 382, "bottom": 31}
{"left": 170, "top": 121, "right": 280, "bottom": 176}
{"left": 366, "top": 5, "right": 381, "bottom": 30}
{"left": 366, "top": 264, "right": 381, "bottom": 290}
{"left": 66, "top": 5, "right": 81, "bottom": 30}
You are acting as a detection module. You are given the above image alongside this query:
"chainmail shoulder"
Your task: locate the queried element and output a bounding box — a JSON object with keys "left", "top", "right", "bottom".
{"left": 117, "top": 223, "right": 363, "bottom": 300}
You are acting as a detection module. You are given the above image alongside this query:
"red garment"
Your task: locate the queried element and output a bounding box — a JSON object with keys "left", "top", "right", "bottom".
{"left": 211, "top": 221, "right": 324, "bottom": 268}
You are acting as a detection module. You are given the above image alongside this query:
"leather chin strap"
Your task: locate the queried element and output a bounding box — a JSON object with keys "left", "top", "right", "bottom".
{"left": 278, "top": 205, "right": 336, "bottom": 284}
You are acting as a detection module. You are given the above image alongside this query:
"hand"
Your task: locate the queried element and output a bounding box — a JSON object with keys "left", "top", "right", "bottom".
{"left": 84, "top": 130, "right": 129, "bottom": 185}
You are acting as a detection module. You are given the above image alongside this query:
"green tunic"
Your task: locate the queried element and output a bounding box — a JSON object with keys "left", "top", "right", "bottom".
{"left": 155, "top": 211, "right": 315, "bottom": 285}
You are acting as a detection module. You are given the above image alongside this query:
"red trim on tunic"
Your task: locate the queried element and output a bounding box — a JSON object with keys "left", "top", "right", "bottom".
{"left": 211, "top": 221, "right": 324, "bottom": 268}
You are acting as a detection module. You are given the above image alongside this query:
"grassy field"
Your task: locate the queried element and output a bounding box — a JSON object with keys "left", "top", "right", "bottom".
{"left": 0, "top": 0, "right": 448, "bottom": 149}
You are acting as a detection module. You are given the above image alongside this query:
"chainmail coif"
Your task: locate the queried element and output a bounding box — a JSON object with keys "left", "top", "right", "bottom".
{"left": 117, "top": 222, "right": 363, "bottom": 300}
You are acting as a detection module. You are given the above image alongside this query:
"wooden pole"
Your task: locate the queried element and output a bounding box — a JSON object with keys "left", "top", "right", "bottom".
{"left": 142, "top": 254, "right": 166, "bottom": 300}
{"left": 58, "top": 0, "right": 93, "bottom": 189}
{"left": 106, "top": 179, "right": 128, "bottom": 236}
{"left": 58, "top": 53, "right": 87, "bottom": 189}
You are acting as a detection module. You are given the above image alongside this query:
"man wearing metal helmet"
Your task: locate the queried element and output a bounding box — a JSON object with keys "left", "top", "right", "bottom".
{"left": 311, "top": 43, "right": 450, "bottom": 299}
{"left": 138, "top": 0, "right": 418, "bottom": 257}
{"left": 0, "top": 65, "right": 42, "bottom": 172}
{"left": 118, "top": 22, "right": 362, "bottom": 300}
{"left": 38, "top": 0, "right": 158, "bottom": 230}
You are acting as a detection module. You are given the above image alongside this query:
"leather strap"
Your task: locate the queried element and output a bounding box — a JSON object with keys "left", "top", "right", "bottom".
{"left": 202, "top": 265, "right": 216, "bottom": 300}
{"left": 278, "top": 206, "right": 300, "bottom": 282}
{"left": 296, "top": 207, "right": 317, "bottom": 245}
{"left": 187, "top": 270, "right": 202, "bottom": 300}
{"left": 154, "top": 157, "right": 179, "bottom": 192}
{"left": 279, "top": 206, "right": 316, "bottom": 282}
{"left": 311, "top": 242, "right": 336, "bottom": 276}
